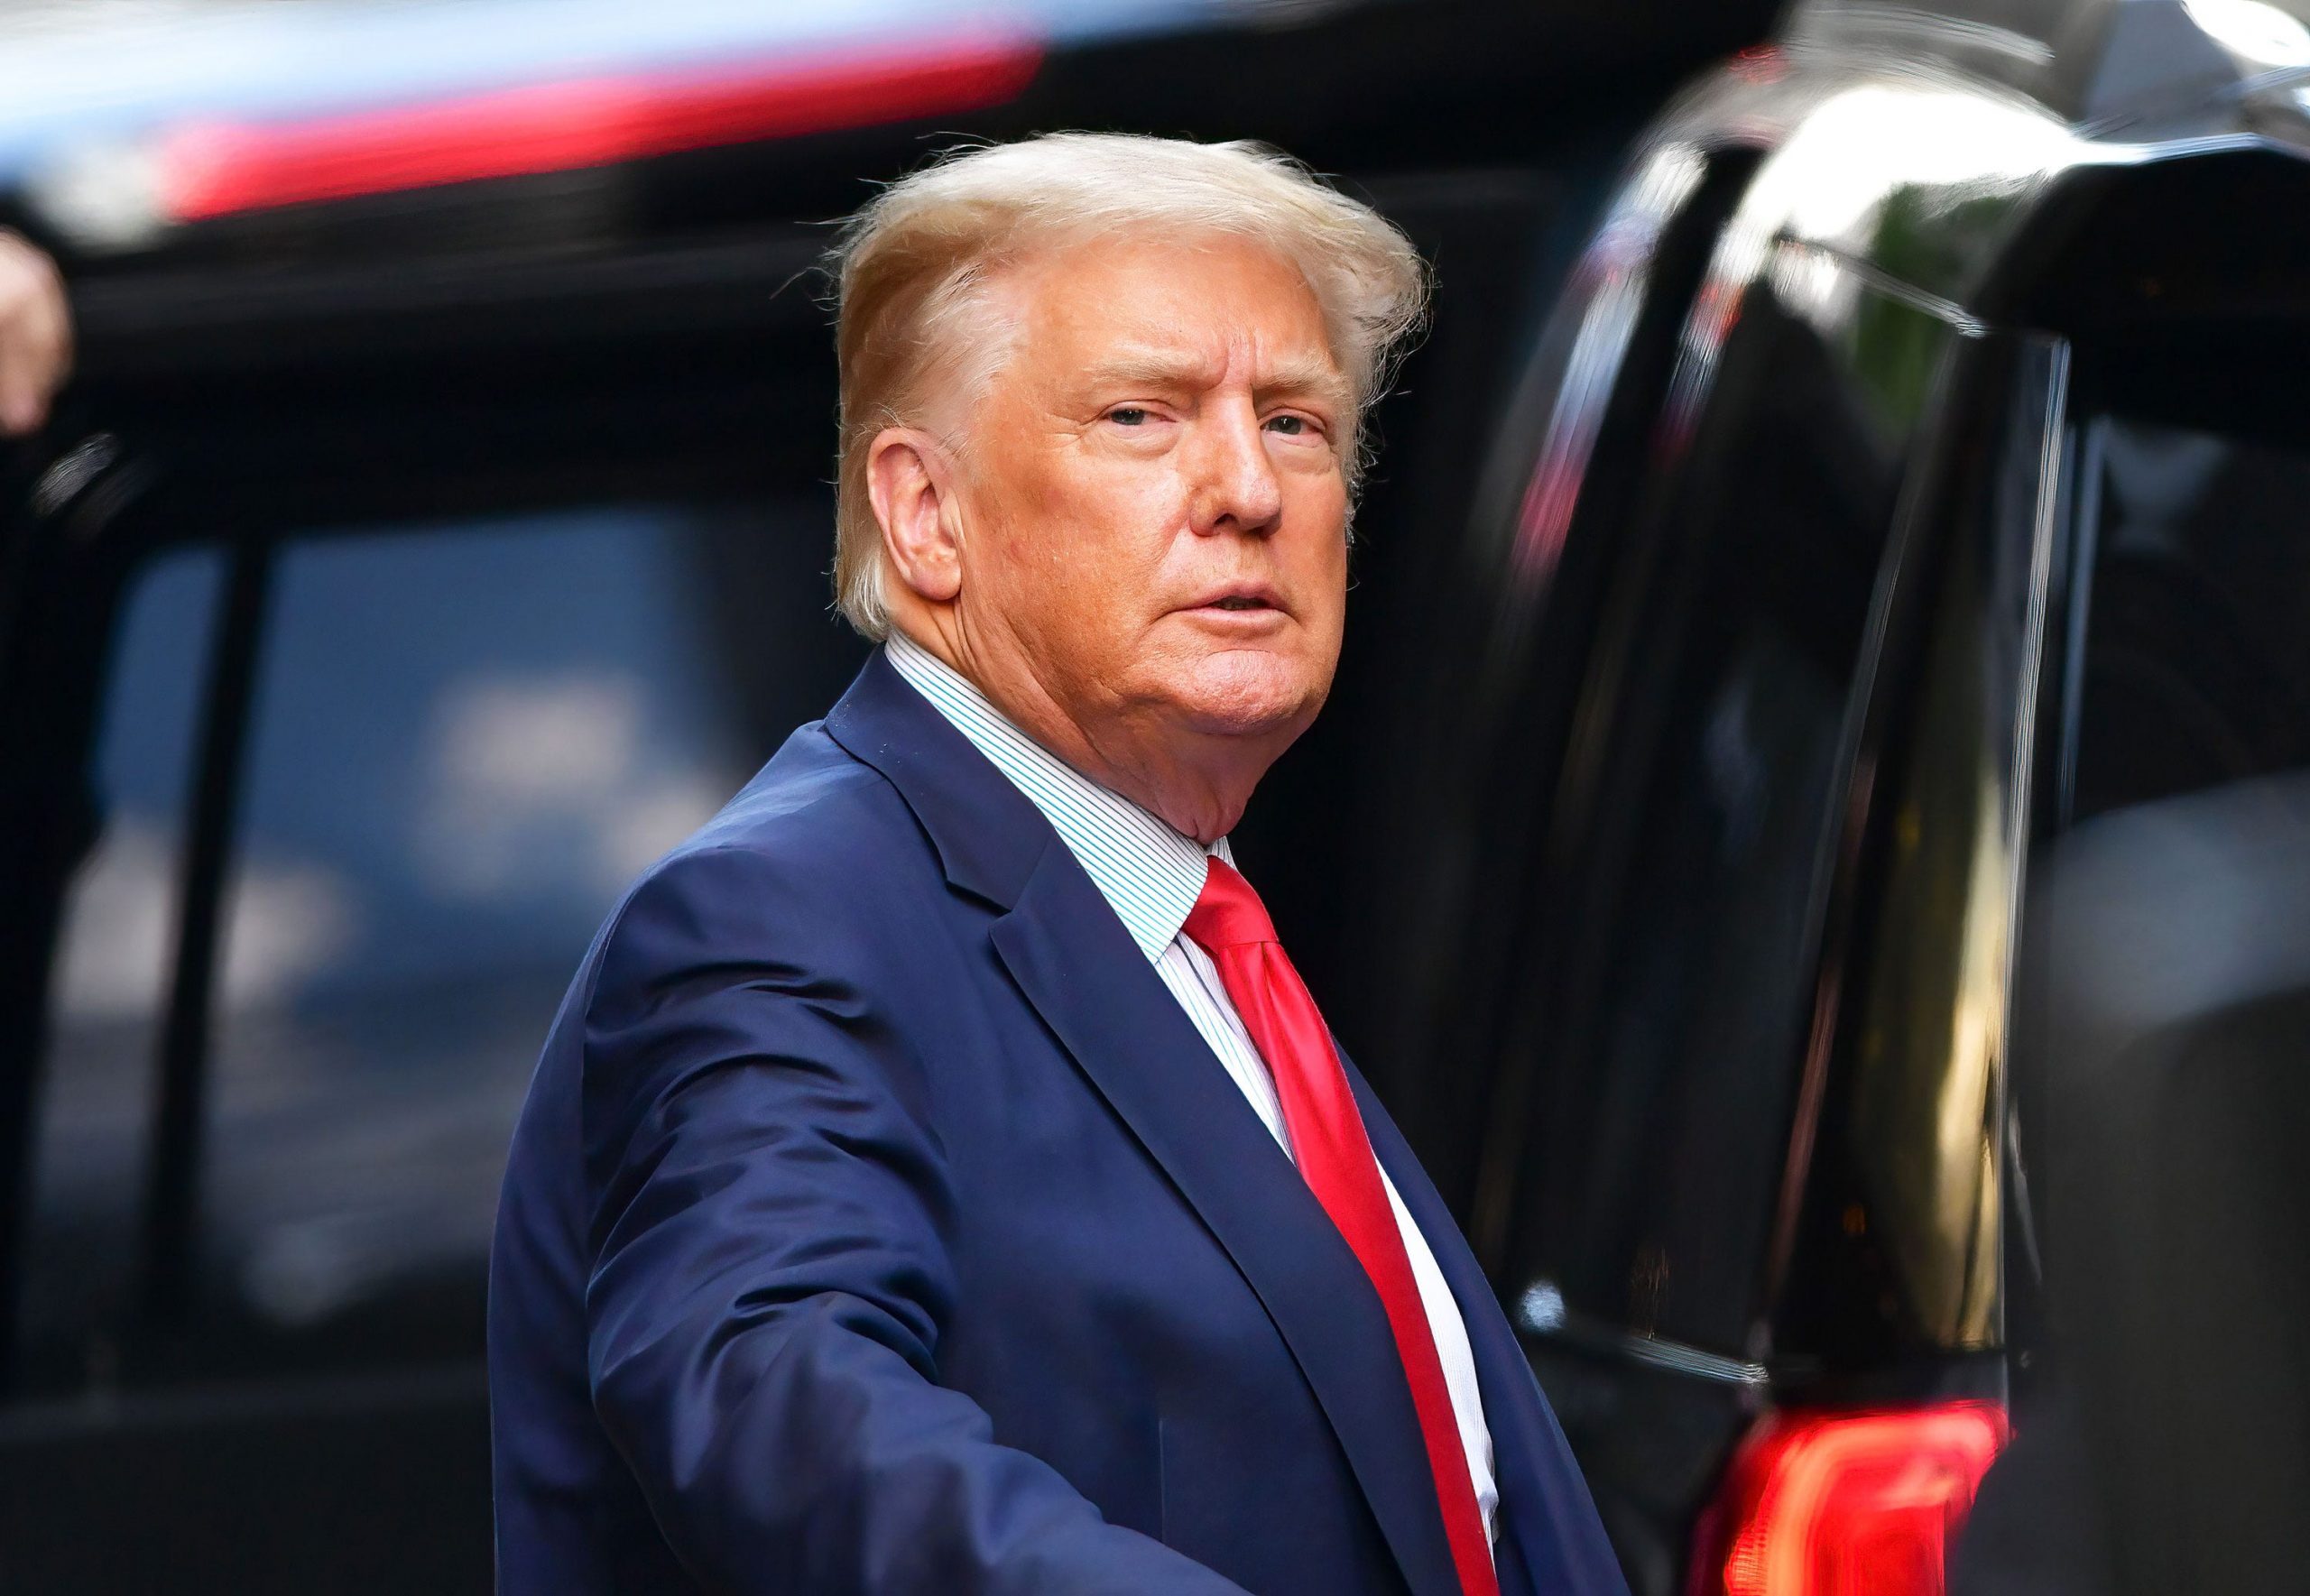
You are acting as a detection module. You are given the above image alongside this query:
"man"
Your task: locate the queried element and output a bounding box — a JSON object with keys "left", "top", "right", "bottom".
{"left": 491, "top": 133, "right": 1625, "bottom": 1596}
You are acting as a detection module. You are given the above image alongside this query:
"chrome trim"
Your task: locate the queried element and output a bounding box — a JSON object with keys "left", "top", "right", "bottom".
{"left": 1515, "top": 1285, "right": 1772, "bottom": 1389}
{"left": 2012, "top": 340, "right": 2072, "bottom": 883}
{"left": 1617, "top": 1335, "right": 1772, "bottom": 1390}
{"left": 1793, "top": 4, "right": 2060, "bottom": 66}
{"left": 1779, "top": 238, "right": 1991, "bottom": 337}
{"left": 1502, "top": 144, "right": 1710, "bottom": 596}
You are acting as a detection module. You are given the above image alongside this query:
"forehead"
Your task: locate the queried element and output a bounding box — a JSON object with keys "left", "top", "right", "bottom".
{"left": 994, "top": 232, "right": 1342, "bottom": 390}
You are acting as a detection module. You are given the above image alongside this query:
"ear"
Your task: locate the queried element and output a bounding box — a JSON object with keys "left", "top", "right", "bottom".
{"left": 866, "top": 426, "right": 964, "bottom": 606}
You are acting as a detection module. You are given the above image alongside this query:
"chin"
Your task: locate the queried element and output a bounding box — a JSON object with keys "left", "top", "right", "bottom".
{"left": 1167, "top": 650, "right": 1328, "bottom": 741}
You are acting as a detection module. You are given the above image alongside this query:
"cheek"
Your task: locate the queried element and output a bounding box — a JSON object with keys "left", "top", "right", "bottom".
{"left": 1040, "top": 462, "right": 1189, "bottom": 593}
{"left": 975, "top": 462, "right": 1182, "bottom": 657}
{"left": 1286, "top": 479, "right": 1352, "bottom": 609}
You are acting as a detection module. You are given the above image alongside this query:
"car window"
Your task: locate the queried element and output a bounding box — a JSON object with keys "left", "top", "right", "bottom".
{"left": 2066, "top": 417, "right": 2310, "bottom": 821}
{"left": 1996, "top": 412, "right": 2310, "bottom": 1591}
{"left": 1499, "top": 285, "right": 1941, "bottom": 1355}
{"left": 23, "top": 499, "right": 857, "bottom": 1396}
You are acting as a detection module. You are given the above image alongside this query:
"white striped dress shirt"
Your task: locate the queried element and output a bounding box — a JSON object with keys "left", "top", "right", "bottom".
{"left": 886, "top": 632, "right": 1497, "bottom": 1547}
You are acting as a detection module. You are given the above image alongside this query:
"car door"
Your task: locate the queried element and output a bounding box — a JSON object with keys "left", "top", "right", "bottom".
{"left": 1977, "top": 190, "right": 2310, "bottom": 1594}
{"left": 0, "top": 236, "right": 864, "bottom": 1592}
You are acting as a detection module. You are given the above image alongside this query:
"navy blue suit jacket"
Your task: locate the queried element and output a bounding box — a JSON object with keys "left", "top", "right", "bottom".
{"left": 489, "top": 649, "right": 1627, "bottom": 1596}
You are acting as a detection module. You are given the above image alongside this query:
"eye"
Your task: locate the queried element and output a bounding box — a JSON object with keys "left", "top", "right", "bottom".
{"left": 1264, "top": 413, "right": 1315, "bottom": 437}
{"left": 1107, "top": 406, "right": 1151, "bottom": 427}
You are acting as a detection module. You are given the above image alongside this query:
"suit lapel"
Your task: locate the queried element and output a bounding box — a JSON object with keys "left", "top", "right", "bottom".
{"left": 991, "top": 850, "right": 1463, "bottom": 1596}
{"left": 825, "top": 650, "right": 1463, "bottom": 1596}
{"left": 1349, "top": 1058, "right": 1627, "bottom": 1596}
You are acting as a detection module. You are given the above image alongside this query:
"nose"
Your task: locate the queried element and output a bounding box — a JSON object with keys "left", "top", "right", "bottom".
{"left": 1187, "top": 398, "right": 1283, "bottom": 539}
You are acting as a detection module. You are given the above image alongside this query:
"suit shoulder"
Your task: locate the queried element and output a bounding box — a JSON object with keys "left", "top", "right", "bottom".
{"left": 585, "top": 722, "right": 937, "bottom": 1001}
{"left": 689, "top": 718, "right": 925, "bottom": 878}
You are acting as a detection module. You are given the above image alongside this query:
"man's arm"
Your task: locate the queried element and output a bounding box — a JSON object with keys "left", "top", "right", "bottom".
{"left": 580, "top": 843, "right": 1246, "bottom": 1595}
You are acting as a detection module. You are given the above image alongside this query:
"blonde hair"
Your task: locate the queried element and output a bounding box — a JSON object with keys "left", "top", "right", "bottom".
{"left": 826, "top": 132, "right": 1428, "bottom": 638}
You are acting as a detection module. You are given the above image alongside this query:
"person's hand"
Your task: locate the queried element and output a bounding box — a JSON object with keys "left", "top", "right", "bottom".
{"left": 0, "top": 230, "right": 71, "bottom": 437}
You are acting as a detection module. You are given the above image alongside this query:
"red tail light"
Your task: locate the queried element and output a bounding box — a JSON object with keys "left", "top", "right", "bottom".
{"left": 158, "top": 29, "right": 1043, "bottom": 222}
{"left": 1690, "top": 1403, "right": 2010, "bottom": 1596}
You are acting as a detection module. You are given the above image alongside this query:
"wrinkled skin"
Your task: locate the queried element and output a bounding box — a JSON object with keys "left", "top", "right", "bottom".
{"left": 869, "top": 231, "right": 1353, "bottom": 843}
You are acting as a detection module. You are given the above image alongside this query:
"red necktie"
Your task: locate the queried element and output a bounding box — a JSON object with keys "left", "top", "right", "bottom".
{"left": 1183, "top": 856, "right": 1499, "bottom": 1596}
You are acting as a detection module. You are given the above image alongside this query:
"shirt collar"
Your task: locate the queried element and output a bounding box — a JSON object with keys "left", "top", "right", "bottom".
{"left": 884, "top": 633, "right": 1230, "bottom": 964}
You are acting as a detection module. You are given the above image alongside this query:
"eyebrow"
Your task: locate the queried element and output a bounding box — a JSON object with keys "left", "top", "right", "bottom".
{"left": 1076, "top": 347, "right": 1352, "bottom": 410}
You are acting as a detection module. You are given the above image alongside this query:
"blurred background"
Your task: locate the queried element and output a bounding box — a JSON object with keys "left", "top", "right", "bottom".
{"left": 5, "top": 1, "right": 2310, "bottom": 1591}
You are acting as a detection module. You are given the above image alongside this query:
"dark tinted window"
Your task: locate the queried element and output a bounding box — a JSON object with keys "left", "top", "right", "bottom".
{"left": 23, "top": 500, "right": 857, "bottom": 1396}
{"left": 202, "top": 511, "right": 762, "bottom": 1379}
{"left": 1500, "top": 287, "right": 1944, "bottom": 1353}
{"left": 2069, "top": 417, "right": 2310, "bottom": 820}
{"left": 1994, "top": 412, "right": 2310, "bottom": 1593}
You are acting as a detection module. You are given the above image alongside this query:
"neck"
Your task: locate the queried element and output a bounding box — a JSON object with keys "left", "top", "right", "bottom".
{"left": 891, "top": 617, "right": 1270, "bottom": 845}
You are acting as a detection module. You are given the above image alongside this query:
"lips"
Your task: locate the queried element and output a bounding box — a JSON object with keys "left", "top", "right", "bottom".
{"left": 1184, "top": 581, "right": 1286, "bottom": 614}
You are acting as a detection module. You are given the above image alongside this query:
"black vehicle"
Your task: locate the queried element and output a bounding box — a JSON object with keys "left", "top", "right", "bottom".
{"left": 3, "top": 0, "right": 2305, "bottom": 1591}
{"left": 1388, "top": 3, "right": 2310, "bottom": 1592}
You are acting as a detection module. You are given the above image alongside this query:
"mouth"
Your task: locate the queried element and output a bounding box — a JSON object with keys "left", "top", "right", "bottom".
{"left": 1184, "top": 583, "right": 1288, "bottom": 617}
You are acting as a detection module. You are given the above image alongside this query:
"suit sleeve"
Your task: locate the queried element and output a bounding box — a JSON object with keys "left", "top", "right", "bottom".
{"left": 580, "top": 844, "right": 1246, "bottom": 1596}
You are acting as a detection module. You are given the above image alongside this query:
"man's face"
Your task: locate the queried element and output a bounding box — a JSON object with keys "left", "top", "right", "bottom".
{"left": 946, "top": 232, "right": 1352, "bottom": 772}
